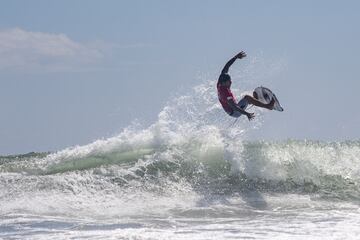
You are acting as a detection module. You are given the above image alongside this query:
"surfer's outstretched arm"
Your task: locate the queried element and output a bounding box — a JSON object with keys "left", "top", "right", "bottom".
{"left": 221, "top": 51, "right": 247, "bottom": 74}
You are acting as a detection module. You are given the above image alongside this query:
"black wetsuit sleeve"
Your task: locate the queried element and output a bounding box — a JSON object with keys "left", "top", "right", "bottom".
{"left": 221, "top": 56, "right": 237, "bottom": 74}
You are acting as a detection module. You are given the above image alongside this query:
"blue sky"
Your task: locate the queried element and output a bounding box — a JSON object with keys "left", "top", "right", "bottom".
{"left": 1, "top": 1, "right": 359, "bottom": 154}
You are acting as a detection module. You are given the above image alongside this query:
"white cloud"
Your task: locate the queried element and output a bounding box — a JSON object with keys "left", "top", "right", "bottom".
{"left": 0, "top": 28, "right": 103, "bottom": 72}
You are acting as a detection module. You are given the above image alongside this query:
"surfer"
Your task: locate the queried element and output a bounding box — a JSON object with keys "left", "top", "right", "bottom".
{"left": 217, "top": 51, "right": 274, "bottom": 120}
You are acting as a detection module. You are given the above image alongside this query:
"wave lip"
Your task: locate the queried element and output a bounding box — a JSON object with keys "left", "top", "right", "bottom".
{"left": 1, "top": 140, "right": 359, "bottom": 202}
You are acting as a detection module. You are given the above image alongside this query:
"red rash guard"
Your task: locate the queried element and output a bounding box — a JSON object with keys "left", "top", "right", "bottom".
{"left": 217, "top": 82, "right": 236, "bottom": 115}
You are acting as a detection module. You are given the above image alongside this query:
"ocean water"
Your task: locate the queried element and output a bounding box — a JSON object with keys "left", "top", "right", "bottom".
{"left": 1, "top": 81, "right": 359, "bottom": 239}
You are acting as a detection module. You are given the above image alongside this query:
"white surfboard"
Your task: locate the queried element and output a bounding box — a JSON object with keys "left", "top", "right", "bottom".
{"left": 253, "top": 86, "right": 284, "bottom": 112}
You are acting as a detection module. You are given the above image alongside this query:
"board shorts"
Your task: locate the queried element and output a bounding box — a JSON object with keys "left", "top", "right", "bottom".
{"left": 230, "top": 97, "right": 249, "bottom": 118}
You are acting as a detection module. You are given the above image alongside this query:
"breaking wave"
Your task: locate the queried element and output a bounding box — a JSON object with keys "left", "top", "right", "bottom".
{"left": 1, "top": 81, "right": 359, "bottom": 219}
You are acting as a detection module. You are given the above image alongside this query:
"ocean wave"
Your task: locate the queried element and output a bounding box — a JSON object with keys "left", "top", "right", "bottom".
{"left": 1, "top": 140, "right": 359, "bottom": 201}
{"left": 1, "top": 81, "right": 359, "bottom": 205}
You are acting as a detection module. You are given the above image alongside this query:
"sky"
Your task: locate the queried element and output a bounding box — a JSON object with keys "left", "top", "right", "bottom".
{"left": 1, "top": 0, "right": 360, "bottom": 155}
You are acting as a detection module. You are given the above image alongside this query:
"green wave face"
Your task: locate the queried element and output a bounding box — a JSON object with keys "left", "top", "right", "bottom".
{"left": 1, "top": 140, "right": 359, "bottom": 202}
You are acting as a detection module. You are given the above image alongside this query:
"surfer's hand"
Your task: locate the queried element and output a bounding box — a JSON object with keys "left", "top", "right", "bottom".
{"left": 246, "top": 112, "right": 255, "bottom": 121}
{"left": 236, "top": 51, "right": 247, "bottom": 59}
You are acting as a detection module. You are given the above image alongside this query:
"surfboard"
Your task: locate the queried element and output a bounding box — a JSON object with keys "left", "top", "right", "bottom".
{"left": 253, "top": 86, "right": 284, "bottom": 112}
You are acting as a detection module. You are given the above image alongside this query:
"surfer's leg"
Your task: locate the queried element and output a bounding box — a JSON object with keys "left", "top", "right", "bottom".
{"left": 243, "top": 95, "right": 273, "bottom": 110}
{"left": 230, "top": 97, "right": 249, "bottom": 118}
{"left": 237, "top": 97, "right": 249, "bottom": 110}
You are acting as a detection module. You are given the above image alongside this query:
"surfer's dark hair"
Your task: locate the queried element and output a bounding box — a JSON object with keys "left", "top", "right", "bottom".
{"left": 218, "top": 73, "right": 231, "bottom": 83}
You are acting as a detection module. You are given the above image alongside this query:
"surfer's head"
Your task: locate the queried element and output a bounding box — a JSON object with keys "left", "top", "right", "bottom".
{"left": 218, "top": 73, "right": 231, "bottom": 87}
